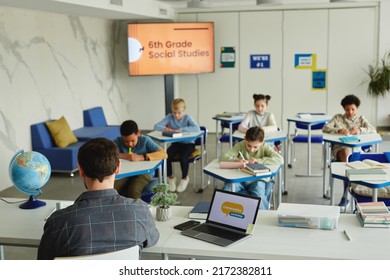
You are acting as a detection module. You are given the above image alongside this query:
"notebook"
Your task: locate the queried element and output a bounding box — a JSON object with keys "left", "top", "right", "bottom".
{"left": 181, "top": 189, "right": 261, "bottom": 247}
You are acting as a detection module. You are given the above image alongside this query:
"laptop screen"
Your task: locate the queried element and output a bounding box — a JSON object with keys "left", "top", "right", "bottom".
{"left": 206, "top": 189, "right": 261, "bottom": 232}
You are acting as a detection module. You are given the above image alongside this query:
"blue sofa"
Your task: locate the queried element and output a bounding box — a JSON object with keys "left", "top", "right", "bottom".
{"left": 31, "top": 122, "right": 85, "bottom": 177}
{"left": 31, "top": 107, "right": 120, "bottom": 176}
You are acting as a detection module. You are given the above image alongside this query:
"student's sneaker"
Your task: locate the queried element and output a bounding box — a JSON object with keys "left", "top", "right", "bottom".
{"left": 176, "top": 177, "right": 190, "bottom": 193}
{"left": 168, "top": 176, "right": 177, "bottom": 192}
{"left": 338, "top": 197, "right": 349, "bottom": 207}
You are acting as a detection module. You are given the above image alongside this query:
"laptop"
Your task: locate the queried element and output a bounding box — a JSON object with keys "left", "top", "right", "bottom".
{"left": 181, "top": 189, "right": 261, "bottom": 247}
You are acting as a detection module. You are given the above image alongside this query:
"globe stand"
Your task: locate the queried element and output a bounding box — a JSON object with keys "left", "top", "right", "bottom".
{"left": 19, "top": 195, "right": 46, "bottom": 209}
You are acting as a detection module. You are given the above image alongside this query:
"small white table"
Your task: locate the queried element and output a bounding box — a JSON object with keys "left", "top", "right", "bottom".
{"left": 116, "top": 159, "right": 163, "bottom": 180}
{"left": 286, "top": 114, "right": 331, "bottom": 177}
{"left": 203, "top": 159, "right": 283, "bottom": 209}
{"left": 212, "top": 115, "right": 244, "bottom": 159}
{"left": 330, "top": 162, "right": 390, "bottom": 205}
{"left": 147, "top": 130, "right": 206, "bottom": 191}
{"left": 322, "top": 133, "right": 383, "bottom": 198}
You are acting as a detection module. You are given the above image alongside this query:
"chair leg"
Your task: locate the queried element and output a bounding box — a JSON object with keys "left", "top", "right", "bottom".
{"left": 192, "top": 161, "right": 196, "bottom": 191}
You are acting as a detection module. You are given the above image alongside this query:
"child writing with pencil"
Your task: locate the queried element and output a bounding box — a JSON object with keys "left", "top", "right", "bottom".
{"left": 322, "top": 94, "right": 376, "bottom": 207}
{"left": 114, "top": 120, "right": 167, "bottom": 199}
{"left": 153, "top": 98, "right": 200, "bottom": 193}
{"left": 219, "top": 126, "right": 283, "bottom": 210}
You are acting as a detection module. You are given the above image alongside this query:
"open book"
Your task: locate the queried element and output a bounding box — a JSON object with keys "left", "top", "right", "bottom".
{"left": 346, "top": 159, "right": 389, "bottom": 169}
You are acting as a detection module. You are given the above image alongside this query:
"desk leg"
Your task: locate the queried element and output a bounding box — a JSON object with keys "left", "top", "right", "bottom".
{"left": 330, "top": 174, "right": 335, "bottom": 205}
{"left": 197, "top": 134, "right": 208, "bottom": 192}
{"left": 158, "top": 165, "right": 163, "bottom": 183}
{"left": 0, "top": 245, "right": 4, "bottom": 260}
{"left": 215, "top": 120, "right": 219, "bottom": 159}
{"left": 296, "top": 124, "right": 322, "bottom": 177}
{"left": 287, "top": 121, "right": 292, "bottom": 167}
{"left": 322, "top": 142, "right": 330, "bottom": 198}
{"left": 277, "top": 171, "right": 282, "bottom": 209}
{"left": 283, "top": 140, "right": 287, "bottom": 195}
{"left": 373, "top": 189, "right": 378, "bottom": 202}
{"left": 229, "top": 123, "right": 233, "bottom": 149}
{"left": 163, "top": 143, "right": 168, "bottom": 184}
{"left": 213, "top": 120, "right": 219, "bottom": 187}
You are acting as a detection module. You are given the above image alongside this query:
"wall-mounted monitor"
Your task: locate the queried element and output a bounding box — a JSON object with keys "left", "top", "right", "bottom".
{"left": 127, "top": 22, "right": 214, "bottom": 76}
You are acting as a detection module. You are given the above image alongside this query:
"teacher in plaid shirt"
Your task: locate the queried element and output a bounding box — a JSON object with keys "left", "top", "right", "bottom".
{"left": 38, "top": 138, "right": 159, "bottom": 260}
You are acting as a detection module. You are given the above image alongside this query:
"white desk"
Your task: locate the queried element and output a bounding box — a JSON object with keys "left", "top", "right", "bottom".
{"left": 212, "top": 115, "right": 244, "bottom": 159}
{"left": 2, "top": 201, "right": 390, "bottom": 260}
{"left": 232, "top": 130, "right": 288, "bottom": 194}
{"left": 0, "top": 198, "right": 175, "bottom": 260}
{"left": 330, "top": 162, "right": 390, "bottom": 205}
{"left": 147, "top": 130, "right": 206, "bottom": 191}
{"left": 160, "top": 206, "right": 390, "bottom": 260}
{"left": 203, "top": 159, "right": 283, "bottom": 209}
{"left": 322, "top": 133, "right": 383, "bottom": 198}
{"left": 116, "top": 159, "right": 163, "bottom": 180}
{"left": 287, "top": 115, "right": 331, "bottom": 177}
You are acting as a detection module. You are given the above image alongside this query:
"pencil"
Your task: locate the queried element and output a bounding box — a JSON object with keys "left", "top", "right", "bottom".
{"left": 238, "top": 151, "right": 245, "bottom": 160}
{"left": 343, "top": 230, "right": 352, "bottom": 241}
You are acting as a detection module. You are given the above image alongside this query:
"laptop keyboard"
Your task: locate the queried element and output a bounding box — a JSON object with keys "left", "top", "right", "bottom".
{"left": 195, "top": 224, "right": 245, "bottom": 241}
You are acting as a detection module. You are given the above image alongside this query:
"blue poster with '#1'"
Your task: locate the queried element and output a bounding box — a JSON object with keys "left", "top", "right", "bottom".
{"left": 250, "top": 54, "right": 270, "bottom": 69}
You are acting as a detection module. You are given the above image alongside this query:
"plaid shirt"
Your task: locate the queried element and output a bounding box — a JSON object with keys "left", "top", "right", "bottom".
{"left": 37, "top": 189, "right": 159, "bottom": 260}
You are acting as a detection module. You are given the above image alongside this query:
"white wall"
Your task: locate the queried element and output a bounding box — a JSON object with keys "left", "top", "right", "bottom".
{"left": 176, "top": 2, "right": 380, "bottom": 132}
{"left": 377, "top": 0, "right": 390, "bottom": 127}
{"left": 0, "top": 6, "right": 165, "bottom": 191}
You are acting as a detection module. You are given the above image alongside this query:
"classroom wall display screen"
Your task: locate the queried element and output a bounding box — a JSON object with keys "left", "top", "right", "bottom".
{"left": 127, "top": 22, "right": 214, "bottom": 76}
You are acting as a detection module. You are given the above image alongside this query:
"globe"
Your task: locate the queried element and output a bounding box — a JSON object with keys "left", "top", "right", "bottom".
{"left": 9, "top": 150, "right": 51, "bottom": 209}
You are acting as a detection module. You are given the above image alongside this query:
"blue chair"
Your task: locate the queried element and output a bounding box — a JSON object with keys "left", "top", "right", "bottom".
{"left": 288, "top": 113, "right": 326, "bottom": 168}
{"left": 219, "top": 122, "right": 239, "bottom": 155}
{"left": 347, "top": 152, "right": 390, "bottom": 210}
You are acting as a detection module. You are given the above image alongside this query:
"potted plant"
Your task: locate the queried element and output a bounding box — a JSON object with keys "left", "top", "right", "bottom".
{"left": 365, "top": 52, "right": 390, "bottom": 97}
{"left": 150, "top": 183, "right": 178, "bottom": 221}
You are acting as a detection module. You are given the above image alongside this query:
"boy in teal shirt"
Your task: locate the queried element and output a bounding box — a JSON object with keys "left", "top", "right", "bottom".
{"left": 114, "top": 120, "right": 167, "bottom": 199}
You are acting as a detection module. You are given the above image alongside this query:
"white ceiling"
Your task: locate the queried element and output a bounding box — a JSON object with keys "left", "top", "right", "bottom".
{"left": 0, "top": 0, "right": 258, "bottom": 20}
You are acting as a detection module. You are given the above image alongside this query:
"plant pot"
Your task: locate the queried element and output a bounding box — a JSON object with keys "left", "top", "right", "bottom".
{"left": 156, "top": 206, "right": 172, "bottom": 221}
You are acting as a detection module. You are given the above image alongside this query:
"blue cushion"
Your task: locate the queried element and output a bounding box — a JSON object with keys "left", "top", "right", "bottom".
{"left": 73, "top": 126, "right": 120, "bottom": 141}
{"left": 83, "top": 107, "right": 107, "bottom": 127}
{"left": 292, "top": 135, "right": 323, "bottom": 143}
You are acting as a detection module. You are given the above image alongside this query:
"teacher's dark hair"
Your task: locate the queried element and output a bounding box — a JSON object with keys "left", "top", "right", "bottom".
{"left": 78, "top": 138, "right": 119, "bottom": 182}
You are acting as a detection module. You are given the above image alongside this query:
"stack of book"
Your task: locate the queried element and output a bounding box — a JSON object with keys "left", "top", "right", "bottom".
{"left": 355, "top": 201, "right": 390, "bottom": 228}
{"left": 188, "top": 201, "right": 210, "bottom": 220}
{"left": 345, "top": 159, "right": 388, "bottom": 181}
{"left": 162, "top": 131, "right": 183, "bottom": 138}
{"left": 241, "top": 163, "right": 270, "bottom": 176}
{"left": 215, "top": 112, "right": 245, "bottom": 118}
